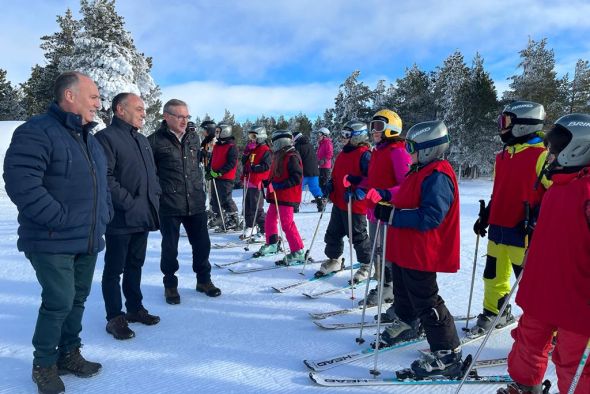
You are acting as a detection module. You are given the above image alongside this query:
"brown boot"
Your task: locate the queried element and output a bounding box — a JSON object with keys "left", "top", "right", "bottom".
{"left": 126, "top": 307, "right": 160, "bottom": 325}
{"left": 106, "top": 315, "right": 135, "bottom": 340}
{"left": 196, "top": 281, "right": 221, "bottom": 297}
{"left": 32, "top": 365, "right": 65, "bottom": 394}
{"left": 165, "top": 287, "right": 180, "bottom": 304}
{"left": 57, "top": 347, "right": 102, "bottom": 377}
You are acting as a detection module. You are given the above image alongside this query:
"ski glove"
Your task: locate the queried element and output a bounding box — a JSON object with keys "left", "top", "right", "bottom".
{"left": 473, "top": 199, "right": 490, "bottom": 237}
{"left": 366, "top": 188, "right": 392, "bottom": 204}
{"left": 210, "top": 170, "right": 221, "bottom": 178}
{"left": 374, "top": 203, "right": 394, "bottom": 223}
{"left": 343, "top": 174, "right": 363, "bottom": 187}
{"left": 344, "top": 188, "right": 366, "bottom": 203}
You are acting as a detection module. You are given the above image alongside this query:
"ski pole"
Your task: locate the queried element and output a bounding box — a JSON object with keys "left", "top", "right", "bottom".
{"left": 299, "top": 200, "right": 327, "bottom": 274}
{"left": 455, "top": 253, "right": 529, "bottom": 393}
{"left": 356, "top": 220, "right": 381, "bottom": 345}
{"left": 346, "top": 186, "right": 355, "bottom": 301}
{"left": 211, "top": 178, "right": 226, "bottom": 232}
{"left": 370, "top": 205, "right": 394, "bottom": 377}
{"left": 244, "top": 187, "right": 264, "bottom": 252}
{"left": 464, "top": 199, "right": 486, "bottom": 331}
{"left": 567, "top": 339, "right": 590, "bottom": 394}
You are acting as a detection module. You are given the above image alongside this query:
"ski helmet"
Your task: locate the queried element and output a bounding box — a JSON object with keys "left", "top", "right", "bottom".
{"left": 249, "top": 125, "right": 268, "bottom": 143}
{"left": 546, "top": 113, "right": 590, "bottom": 168}
{"left": 215, "top": 122, "right": 233, "bottom": 139}
{"left": 341, "top": 120, "right": 368, "bottom": 146}
{"left": 498, "top": 100, "right": 545, "bottom": 144}
{"left": 317, "top": 127, "right": 330, "bottom": 137}
{"left": 199, "top": 120, "right": 217, "bottom": 137}
{"left": 292, "top": 131, "right": 303, "bottom": 141}
{"left": 271, "top": 130, "right": 293, "bottom": 152}
{"left": 371, "top": 109, "right": 403, "bottom": 139}
{"left": 405, "top": 120, "right": 450, "bottom": 165}
{"left": 186, "top": 121, "right": 196, "bottom": 133}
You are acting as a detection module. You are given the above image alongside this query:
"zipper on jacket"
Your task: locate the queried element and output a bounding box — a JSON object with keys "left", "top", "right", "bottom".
{"left": 74, "top": 133, "right": 98, "bottom": 254}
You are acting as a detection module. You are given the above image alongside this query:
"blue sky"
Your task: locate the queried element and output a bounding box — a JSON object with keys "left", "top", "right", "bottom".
{"left": 1, "top": 0, "right": 590, "bottom": 122}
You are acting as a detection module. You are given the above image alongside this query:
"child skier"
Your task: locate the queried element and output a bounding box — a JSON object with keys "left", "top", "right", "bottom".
{"left": 209, "top": 122, "right": 241, "bottom": 230}
{"left": 472, "top": 101, "right": 550, "bottom": 333}
{"left": 255, "top": 131, "right": 305, "bottom": 265}
{"left": 293, "top": 131, "right": 324, "bottom": 212}
{"left": 373, "top": 120, "right": 462, "bottom": 379}
{"left": 316, "top": 120, "right": 372, "bottom": 277}
{"left": 497, "top": 114, "right": 590, "bottom": 394}
{"left": 199, "top": 120, "right": 217, "bottom": 224}
{"left": 359, "top": 109, "right": 411, "bottom": 307}
{"left": 240, "top": 125, "right": 271, "bottom": 240}
{"left": 316, "top": 127, "right": 333, "bottom": 195}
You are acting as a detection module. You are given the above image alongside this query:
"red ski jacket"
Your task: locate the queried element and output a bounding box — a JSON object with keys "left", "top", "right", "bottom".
{"left": 211, "top": 141, "right": 238, "bottom": 180}
{"left": 516, "top": 168, "right": 590, "bottom": 336}
{"left": 330, "top": 145, "right": 370, "bottom": 215}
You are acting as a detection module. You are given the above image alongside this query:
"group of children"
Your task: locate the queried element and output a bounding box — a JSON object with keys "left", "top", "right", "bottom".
{"left": 196, "top": 102, "right": 590, "bottom": 392}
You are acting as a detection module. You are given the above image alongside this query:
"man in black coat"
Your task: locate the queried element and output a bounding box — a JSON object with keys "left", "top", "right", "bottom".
{"left": 95, "top": 93, "right": 161, "bottom": 340}
{"left": 3, "top": 71, "right": 112, "bottom": 394}
{"left": 293, "top": 131, "right": 325, "bottom": 212}
{"left": 148, "top": 99, "right": 221, "bottom": 304}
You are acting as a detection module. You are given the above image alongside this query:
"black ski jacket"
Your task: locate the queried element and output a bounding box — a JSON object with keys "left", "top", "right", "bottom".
{"left": 294, "top": 135, "right": 320, "bottom": 177}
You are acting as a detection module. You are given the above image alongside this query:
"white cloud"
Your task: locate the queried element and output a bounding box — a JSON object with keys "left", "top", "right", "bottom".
{"left": 160, "top": 81, "right": 338, "bottom": 122}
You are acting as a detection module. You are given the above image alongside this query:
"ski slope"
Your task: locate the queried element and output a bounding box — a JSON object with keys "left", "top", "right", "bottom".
{"left": 0, "top": 123, "right": 557, "bottom": 393}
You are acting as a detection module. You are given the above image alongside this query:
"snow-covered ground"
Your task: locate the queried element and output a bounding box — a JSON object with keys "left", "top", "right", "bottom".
{"left": 0, "top": 121, "right": 557, "bottom": 393}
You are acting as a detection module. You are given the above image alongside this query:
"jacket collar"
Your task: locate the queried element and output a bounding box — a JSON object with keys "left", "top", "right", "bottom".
{"left": 48, "top": 102, "right": 97, "bottom": 134}
{"left": 111, "top": 115, "right": 138, "bottom": 134}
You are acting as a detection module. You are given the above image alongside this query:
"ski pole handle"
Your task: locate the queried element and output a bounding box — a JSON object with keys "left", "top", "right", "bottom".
{"left": 523, "top": 201, "right": 530, "bottom": 249}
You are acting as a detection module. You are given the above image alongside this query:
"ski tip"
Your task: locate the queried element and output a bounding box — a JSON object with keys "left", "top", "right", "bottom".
{"left": 308, "top": 371, "right": 319, "bottom": 384}
{"left": 271, "top": 287, "right": 283, "bottom": 293}
{"left": 303, "top": 360, "right": 316, "bottom": 371}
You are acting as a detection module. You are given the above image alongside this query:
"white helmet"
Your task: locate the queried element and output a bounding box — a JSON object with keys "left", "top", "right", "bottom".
{"left": 547, "top": 113, "right": 590, "bottom": 168}
{"left": 342, "top": 120, "right": 368, "bottom": 146}
{"left": 317, "top": 127, "right": 330, "bottom": 136}
{"left": 249, "top": 125, "right": 268, "bottom": 143}
{"left": 405, "top": 120, "right": 450, "bottom": 165}
{"left": 499, "top": 101, "right": 545, "bottom": 144}
{"left": 271, "top": 130, "right": 293, "bottom": 152}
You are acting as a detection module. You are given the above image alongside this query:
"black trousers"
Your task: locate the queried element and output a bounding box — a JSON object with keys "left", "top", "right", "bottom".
{"left": 211, "top": 179, "right": 237, "bottom": 214}
{"left": 244, "top": 187, "right": 265, "bottom": 230}
{"left": 390, "top": 261, "right": 460, "bottom": 352}
{"left": 160, "top": 212, "right": 212, "bottom": 288}
{"left": 324, "top": 205, "right": 372, "bottom": 264}
{"left": 319, "top": 168, "right": 331, "bottom": 193}
{"left": 102, "top": 232, "right": 148, "bottom": 321}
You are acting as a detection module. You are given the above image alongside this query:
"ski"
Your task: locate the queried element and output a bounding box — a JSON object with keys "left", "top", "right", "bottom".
{"left": 309, "top": 370, "right": 512, "bottom": 387}
{"left": 213, "top": 251, "right": 283, "bottom": 268}
{"left": 228, "top": 259, "right": 324, "bottom": 274}
{"left": 302, "top": 279, "right": 374, "bottom": 299}
{"left": 303, "top": 334, "right": 427, "bottom": 372}
{"left": 211, "top": 241, "right": 263, "bottom": 249}
{"left": 309, "top": 304, "right": 383, "bottom": 320}
{"left": 271, "top": 263, "right": 360, "bottom": 293}
{"left": 314, "top": 314, "right": 477, "bottom": 330}
{"left": 417, "top": 317, "right": 519, "bottom": 355}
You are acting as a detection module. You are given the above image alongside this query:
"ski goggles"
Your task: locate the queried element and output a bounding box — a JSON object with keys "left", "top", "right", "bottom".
{"left": 405, "top": 135, "right": 450, "bottom": 154}
{"left": 340, "top": 128, "right": 353, "bottom": 139}
{"left": 370, "top": 119, "right": 402, "bottom": 134}
{"left": 498, "top": 113, "right": 544, "bottom": 130}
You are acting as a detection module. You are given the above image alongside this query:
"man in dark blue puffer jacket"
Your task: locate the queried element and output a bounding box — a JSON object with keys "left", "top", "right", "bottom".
{"left": 3, "top": 71, "right": 113, "bottom": 394}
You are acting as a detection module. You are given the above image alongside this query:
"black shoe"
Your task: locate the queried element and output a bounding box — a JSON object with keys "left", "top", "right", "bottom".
{"left": 57, "top": 347, "right": 102, "bottom": 378}
{"left": 196, "top": 281, "right": 221, "bottom": 297}
{"left": 126, "top": 307, "right": 160, "bottom": 325}
{"left": 32, "top": 365, "right": 65, "bottom": 394}
{"left": 106, "top": 315, "right": 135, "bottom": 340}
{"left": 165, "top": 287, "right": 180, "bottom": 305}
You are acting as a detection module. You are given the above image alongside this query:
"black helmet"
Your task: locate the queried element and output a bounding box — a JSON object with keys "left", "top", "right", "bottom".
{"left": 200, "top": 120, "right": 217, "bottom": 137}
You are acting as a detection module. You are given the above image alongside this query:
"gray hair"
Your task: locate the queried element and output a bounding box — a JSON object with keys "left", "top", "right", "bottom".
{"left": 163, "top": 99, "right": 188, "bottom": 114}
{"left": 53, "top": 71, "right": 89, "bottom": 103}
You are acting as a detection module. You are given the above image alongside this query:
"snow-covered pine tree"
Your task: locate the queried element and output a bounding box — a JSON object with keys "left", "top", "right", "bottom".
{"left": 22, "top": 9, "right": 80, "bottom": 117}
{"left": 433, "top": 51, "right": 469, "bottom": 169}
{"left": 371, "top": 79, "right": 389, "bottom": 114}
{"left": 390, "top": 64, "right": 436, "bottom": 131}
{"left": 59, "top": 0, "right": 161, "bottom": 133}
{"left": 0, "top": 69, "right": 26, "bottom": 121}
{"left": 504, "top": 38, "right": 564, "bottom": 123}
{"left": 458, "top": 53, "right": 499, "bottom": 177}
{"left": 567, "top": 59, "right": 590, "bottom": 114}
{"left": 332, "top": 70, "right": 372, "bottom": 130}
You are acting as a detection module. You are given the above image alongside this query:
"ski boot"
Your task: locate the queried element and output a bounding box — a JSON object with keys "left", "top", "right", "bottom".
{"left": 496, "top": 380, "right": 552, "bottom": 394}
{"left": 408, "top": 347, "right": 463, "bottom": 379}
{"left": 372, "top": 317, "right": 421, "bottom": 349}
{"left": 350, "top": 263, "right": 371, "bottom": 284}
{"left": 222, "top": 212, "right": 242, "bottom": 231}
{"left": 468, "top": 304, "right": 515, "bottom": 335}
{"left": 253, "top": 242, "right": 280, "bottom": 258}
{"left": 314, "top": 257, "right": 344, "bottom": 278}
{"left": 276, "top": 249, "right": 305, "bottom": 266}
{"left": 360, "top": 283, "right": 394, "bottom": 307}
{"left": 240, "top": 226, "right": 258, "bottom": 240}
{"left": 208, "top": 213, "right": 222, "bottom": 229}
{"left": 314, "top": 197, "right": 326, "bottom": 212}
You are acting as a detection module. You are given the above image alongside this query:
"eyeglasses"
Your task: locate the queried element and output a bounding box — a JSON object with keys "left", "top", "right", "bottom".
{"left": 165, "top": 111, "right": 191, "bottom": 121}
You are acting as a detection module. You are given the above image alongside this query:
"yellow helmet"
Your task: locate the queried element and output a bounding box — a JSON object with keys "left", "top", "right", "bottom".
{"left": 371, "top": 109, "right": 402, "bottom": 139}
